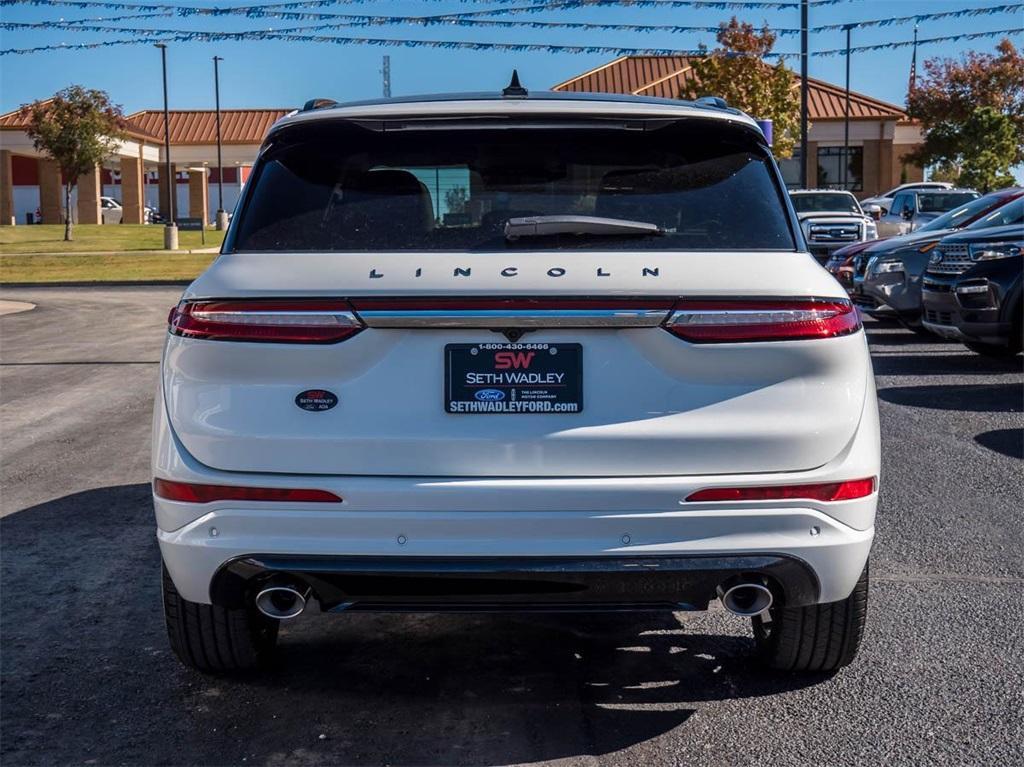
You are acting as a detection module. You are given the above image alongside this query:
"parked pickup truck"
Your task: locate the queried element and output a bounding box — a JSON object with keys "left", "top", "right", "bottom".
{"left": 789, "top": 190, "right": 878, "bottom": 264}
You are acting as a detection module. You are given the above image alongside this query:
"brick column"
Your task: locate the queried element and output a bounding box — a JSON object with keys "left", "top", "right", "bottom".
{"left": 803, "top": 142, "right": 818, "bottom": 188}
{"left": 158, "top": 163, "right": 176, "bottom": 222}
{"left": 0, "top": 150, "right": 14, "bottom": 225}
{"left": 120, "top": 153, "right": 146, "bottom": 225}
{"left": 188, "top": 167, "right": 208, "bottom": 225}
{"left": 38, "top": 158, "right": 64, "bottom": 224}
{"left": 77, "top": 163, "right": 102, "bottom": 225}
{"left": 861, "top": 140, "right": 881, "bottom": 198}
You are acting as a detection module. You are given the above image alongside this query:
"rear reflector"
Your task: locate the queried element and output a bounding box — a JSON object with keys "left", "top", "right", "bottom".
{"left": 664, "top": 299, "right": 860, "bottom": 342}
{"left": 153, "top": 479, "right": 342, "bottom": 504}
{"left": 685, "top": 477, "right": 876, "bottom": 503}
{"left": 168, "top": 300, "right": 363, "bottom": 344}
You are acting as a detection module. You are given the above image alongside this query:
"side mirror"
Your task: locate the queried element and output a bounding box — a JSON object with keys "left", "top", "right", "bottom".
{"left": 865, "top": 204, "right": 882, "bottom": 221}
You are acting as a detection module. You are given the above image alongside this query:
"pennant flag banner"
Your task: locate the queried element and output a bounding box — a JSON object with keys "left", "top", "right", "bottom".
{"left": 814, "top": 27, "right": 1024, "bottom": 56}
{"left": 813, "top": 3, "right": 1024, "bottom": 32}
{"left": 1, "top": 0, "right": 1019, "bottom": 30}
{"left": 0, "top": 25, "right": 787, "bottom": 56}
{"left": 2, "top": 18, "right": 1020, "bottom": 57}
{"left": 0, "top": 0, "right": 811, "bottom": 16}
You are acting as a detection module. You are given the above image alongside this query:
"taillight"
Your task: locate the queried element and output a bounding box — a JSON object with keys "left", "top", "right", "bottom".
{"left": 153, "top": 479, "right": 342, "bottom": 503}
{"left": 168, "top": 300, "right": 364, "bottom": 343}
{"left": 685, "top": 477, "right": 876, "bottom": 503}
{"left": 664, "top": 299, "right": 860, "bottom": 343}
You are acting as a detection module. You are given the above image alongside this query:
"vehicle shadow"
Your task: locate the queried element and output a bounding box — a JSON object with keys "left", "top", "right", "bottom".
{"left": 1, "top": 484, "right": 830, "bottom": 767}
{"left": 974, "top": 428, "right": 1024, "bottom": 460}
{"left": 876, "top": 382, "right": 1023, "bottom": 412}
{"left": 870, "top": 353, "right": 1024, "bottom": 377}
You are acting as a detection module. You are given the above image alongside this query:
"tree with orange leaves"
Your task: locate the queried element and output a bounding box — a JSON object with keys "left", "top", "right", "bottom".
{"left": 680, "top": 18, "right": 800, "bottom": 158}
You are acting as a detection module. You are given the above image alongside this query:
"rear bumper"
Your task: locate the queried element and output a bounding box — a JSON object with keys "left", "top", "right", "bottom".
{"left": 159, "top": 505, "right": 874, "bottom": 608}
{"left": 210, "top": 553, "right": 819, "bottom": 612}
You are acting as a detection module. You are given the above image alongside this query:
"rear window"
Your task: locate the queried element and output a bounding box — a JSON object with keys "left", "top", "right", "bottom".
{"left": 918, "top": 193, "right": 1010, "bottom": 231}
{"left": 229, "top": 119, "right": 795, "bottom": 252}
{"left": 790, "top": 193, "right": 861, "bottom": 215}
{"left": 918, "top": 192, "right": 978, "bottom": 213}
{"left": 965, "top": 197, "right": 1023, "bottom": 229}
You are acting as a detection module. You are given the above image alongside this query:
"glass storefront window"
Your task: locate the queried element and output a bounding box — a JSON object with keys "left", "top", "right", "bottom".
{"left": 816, "top": 147, "right": 863, "bottom": 192}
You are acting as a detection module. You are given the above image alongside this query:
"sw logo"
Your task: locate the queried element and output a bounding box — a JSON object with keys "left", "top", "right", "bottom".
{"left": 494, "top": 351, "right": 535, "bottom": 370}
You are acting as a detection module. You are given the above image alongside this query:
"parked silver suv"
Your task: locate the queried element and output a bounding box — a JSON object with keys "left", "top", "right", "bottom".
{"left": 876, "top": 189, "right": 980, "bottom": 237}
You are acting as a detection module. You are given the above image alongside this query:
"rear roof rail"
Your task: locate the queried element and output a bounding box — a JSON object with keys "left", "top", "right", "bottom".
{"left": 301, "top": 98, "right": 339, "bottom": 112}
{"left": 694, "top": 96, "right": 729, "bottom": 110}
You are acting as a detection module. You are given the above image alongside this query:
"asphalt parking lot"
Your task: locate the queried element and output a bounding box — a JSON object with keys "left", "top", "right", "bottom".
{"left": 1, "top": 285, "right": 1022, "bottom": 767}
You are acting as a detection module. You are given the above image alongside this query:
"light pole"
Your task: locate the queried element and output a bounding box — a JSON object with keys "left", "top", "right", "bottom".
{"left": 155, "top": 43, "right": 177, "bottom": 250}
{"left": 843, "top": 25, "right": 851, "bottom": 192}
{"left": 799, "top": 0, "right": 809, "bottom": 189}
{"left": 213, "top": 55, "right": 228, "bottom": 230}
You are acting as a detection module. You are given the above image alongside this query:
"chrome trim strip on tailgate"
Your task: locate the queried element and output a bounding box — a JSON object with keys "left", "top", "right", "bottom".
{"left": 349, "top": 298, "right": 675, "bottom": 328}
{"left": 357, "top": 308, "right": 671, "bottom": 327}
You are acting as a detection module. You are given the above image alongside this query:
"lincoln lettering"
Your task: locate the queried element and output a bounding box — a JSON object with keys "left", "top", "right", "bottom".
{"left": 366, "top": 266, "right": 662, "bottom": 279}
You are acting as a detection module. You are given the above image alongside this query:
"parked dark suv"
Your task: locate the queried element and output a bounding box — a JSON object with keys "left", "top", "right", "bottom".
{"left": 921, "top": 198, "right": 1023, "bottom": 355}
{"left": 857, "top": 188, "right": 1023, "bottom": 332}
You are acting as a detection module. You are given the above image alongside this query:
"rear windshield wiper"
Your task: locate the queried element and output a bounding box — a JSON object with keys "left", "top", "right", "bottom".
{"left": 504, "top": 215, "right": 664, "bottom": 240}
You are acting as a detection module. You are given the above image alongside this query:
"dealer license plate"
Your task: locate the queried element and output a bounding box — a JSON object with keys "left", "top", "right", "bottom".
{"left": 445, "top": 343, "right": 583, "bottom": 414}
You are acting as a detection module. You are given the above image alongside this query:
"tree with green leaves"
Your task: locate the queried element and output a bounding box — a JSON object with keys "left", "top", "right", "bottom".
{"left": 20, "top": 86, "right": 126, "bottom": 241}
{"left": 680, "top": 18, "right": 800, "bottom": 158}
{"left": 906, "top": 40, "right": 1023, "bottom": 193}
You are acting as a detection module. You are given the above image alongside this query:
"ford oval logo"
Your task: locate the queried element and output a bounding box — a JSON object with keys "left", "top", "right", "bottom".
{"left": 474, "top": 388, "right": 506, "bottom": 401}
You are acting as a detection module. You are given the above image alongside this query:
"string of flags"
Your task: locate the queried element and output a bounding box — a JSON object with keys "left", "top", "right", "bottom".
{"left": 31, "top": 11, "right": 806, "bottom": 35}
{"left": 0, "top": 0, "right": 1021, "bottom": 56}
{"left": 1, "top": 21, "right": 1020, "bottom": 57}
{"left": 9, "top": 0, "right": 1024, "bottom": 33}
{"left": 812, "top": 3, "right": 1024, "bottom": 32}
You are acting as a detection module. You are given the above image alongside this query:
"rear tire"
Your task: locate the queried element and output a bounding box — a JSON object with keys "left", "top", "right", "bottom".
{"left": 162, "top": 563, "right": 279, "bottom": 673}
{"left": 752, "top": 563, "right": 868, "bottom": 672}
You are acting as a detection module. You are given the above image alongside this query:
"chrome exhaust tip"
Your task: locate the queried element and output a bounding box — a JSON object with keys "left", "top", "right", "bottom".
{"left": 254, "top": 584, "right": 310, "bottom": 620}
{"left": 717, "top": 581, "right": 774, "bottom": 617}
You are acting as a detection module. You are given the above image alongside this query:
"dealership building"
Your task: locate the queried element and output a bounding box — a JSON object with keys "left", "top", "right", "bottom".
{"left": 0, "top": 59, "right": 922, "bottom": 226}
{"left": 0, "top": 106, "right": 287, "bottom": 226}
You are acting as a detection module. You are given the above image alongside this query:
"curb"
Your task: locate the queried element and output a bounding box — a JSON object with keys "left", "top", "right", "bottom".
{"left": 1, "top": 280, "right": 191, "bottom": 289}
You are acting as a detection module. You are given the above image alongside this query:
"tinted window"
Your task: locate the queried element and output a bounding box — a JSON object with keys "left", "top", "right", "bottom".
{"left": 918, "top": 193, "right": 1017, "bottom": 232}
{"left": 965, "top": 197, "right": 1023, "bottom": 229}
{"left": 917, "top": 192, "right": 978, "bottom": 213}
{"left": 790, "top": 193, "right": 861, "bottom": 214}
{"left": 230, "top": 120, "right": 795, "bottom": 252}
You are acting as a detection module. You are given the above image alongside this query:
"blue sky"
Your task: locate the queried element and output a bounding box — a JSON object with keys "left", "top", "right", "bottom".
{"left": 0, "top": 0, "right": 1021, "bottom": 114}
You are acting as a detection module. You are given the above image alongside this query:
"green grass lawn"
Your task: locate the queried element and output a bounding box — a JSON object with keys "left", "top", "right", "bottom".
{"left": 1, "top": 252, "right": 216, "bottom": 283}
{"left": 0, "top": 224, "right": 222, "bottom": 283}
{"left": 0, "top": 224, "right": 224, "bottom": 254}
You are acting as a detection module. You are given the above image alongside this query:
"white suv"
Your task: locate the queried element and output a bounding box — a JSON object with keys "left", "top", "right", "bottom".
{"left": 154, "top": 87, "right": 879, "bottom": 675}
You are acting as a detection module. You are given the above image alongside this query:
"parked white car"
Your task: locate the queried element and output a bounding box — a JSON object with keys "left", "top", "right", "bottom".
{"left": 154, "top": 87, "right": 879, "bottom": 675}
{"left": 860, "top": 181, "right": 954, "bottom": 216}
{"left": 100, "top": 196, "right": 123, "bottom": 225}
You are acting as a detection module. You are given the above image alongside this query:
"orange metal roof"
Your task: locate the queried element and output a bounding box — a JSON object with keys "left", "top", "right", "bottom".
{"left": 553, "top": 55, "right": 909, "bottom": 121}
{"left": 125, "top": 109, "right": 291, "bottom": 145}
{"left": 0, "top": 100, "right": 162, "bottom": 141}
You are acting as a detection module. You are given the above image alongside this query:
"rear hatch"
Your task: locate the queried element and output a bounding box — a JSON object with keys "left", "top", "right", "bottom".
{"left": 162, "top": 109, "right": 869, "bottom": 477}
